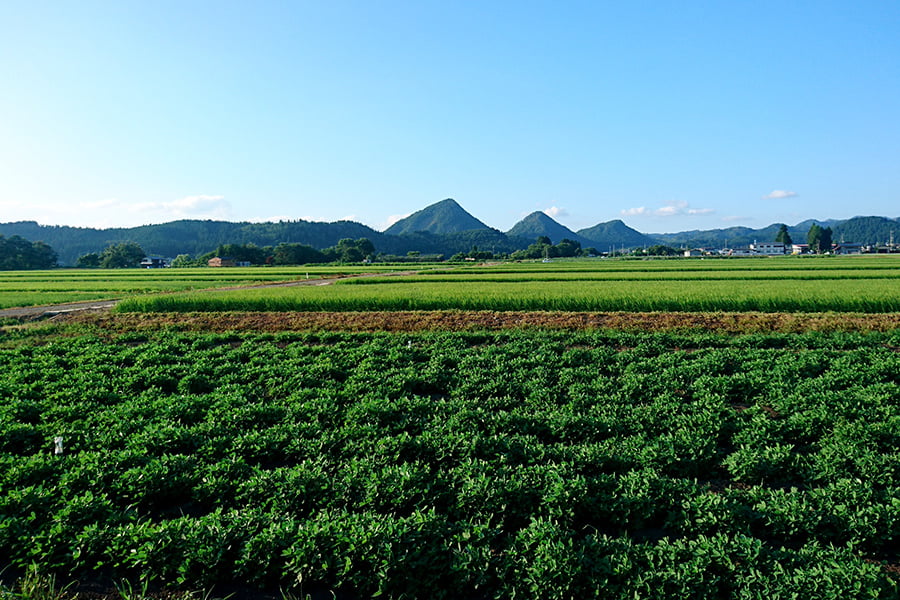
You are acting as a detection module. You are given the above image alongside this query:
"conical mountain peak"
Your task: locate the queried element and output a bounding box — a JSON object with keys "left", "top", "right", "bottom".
{"left": 384, "top": 198, "right": 491, "bottom": 235}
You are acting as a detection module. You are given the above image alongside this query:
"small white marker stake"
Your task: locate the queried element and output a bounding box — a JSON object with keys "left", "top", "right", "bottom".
{"left": 54, "top": 436, "right": 63, "bottom": 455}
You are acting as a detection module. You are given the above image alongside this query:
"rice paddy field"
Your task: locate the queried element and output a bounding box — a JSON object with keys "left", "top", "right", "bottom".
{"left": 1, "top": 255, "right": 899, "bottom": 599}
{"left": 115, "top": 255, "right": 900, "bottom": 314}
{"left": 0, "top": 265, "right": 427, "bottom": 310}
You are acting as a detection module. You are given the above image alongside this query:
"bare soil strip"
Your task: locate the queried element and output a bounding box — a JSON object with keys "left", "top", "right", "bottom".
{"left": 54, "top": 310, "right": 900, "bottom": 333}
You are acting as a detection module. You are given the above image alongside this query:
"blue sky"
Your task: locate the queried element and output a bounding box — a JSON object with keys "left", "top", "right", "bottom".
{"left": 1, "top": 1, "right": 898, "bottom": 233}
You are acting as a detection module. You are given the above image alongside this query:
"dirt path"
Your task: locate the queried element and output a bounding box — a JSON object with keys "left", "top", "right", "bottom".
{"left": 0, "top": 300, "right": 120, "bottom": 320}
{"left": 0, "top": 270, "right": 420, "bottom": 320}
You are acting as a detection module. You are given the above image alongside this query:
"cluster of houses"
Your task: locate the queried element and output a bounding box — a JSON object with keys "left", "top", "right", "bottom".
{"left": 207, "top": 257, "right": 252, "bottom": 267}
{"left": 683, "top": 242, "right": 872, "bottom": 257}
{"left": 138, "top": 256, "right": 252, "bottom": 268}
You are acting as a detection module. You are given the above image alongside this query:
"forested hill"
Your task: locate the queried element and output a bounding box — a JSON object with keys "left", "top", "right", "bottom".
{"left": 649, "top": 216, "right": 900, "bottom": 248}
{"left": 385, "top": 198, "right": 492, "bottom": 235}
{"left": 0, "top": 219, "right": 531, "bottom": 266}
{"left": 578, "top": 220, "right": 656, "bottom": 249}
{"left": 507, "top": 212, "right": 595, "bottom": 247}
{"left": 0, "top": 220, "right": 391, "bottom": 266}
{"left": 831, "top": 216, "right": 900, "bottom": 245}
{"left": 649, "top": 221, "right": 836, "bottom": 248}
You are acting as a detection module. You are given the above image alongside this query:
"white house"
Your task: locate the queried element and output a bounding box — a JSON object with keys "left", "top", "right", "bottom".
{"left": 749, "top": 242, "right": 786, "bottom": 255}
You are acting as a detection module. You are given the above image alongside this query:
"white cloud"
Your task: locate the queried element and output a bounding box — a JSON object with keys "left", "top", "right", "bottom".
{"left": 654, "top": 201, "right": 685, "bottom": 217}
{"left": 621, "top": 206, "right": 649, "bottom": 216}
{"left": 621, "top": 200, "right": 714, "bottom": 218}
{"left": 543, "top": 206, "right": 568, "bottom": 219}
{"left": 763, "top": 190, "right": 798, "bottom": 199}
{"left": 379, "top": 213, "right": 410, "bottom": 230}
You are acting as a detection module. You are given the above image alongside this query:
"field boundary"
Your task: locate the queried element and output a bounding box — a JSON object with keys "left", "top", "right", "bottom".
{"left": 56, "top": 309, "right": 900, "bottom": 333}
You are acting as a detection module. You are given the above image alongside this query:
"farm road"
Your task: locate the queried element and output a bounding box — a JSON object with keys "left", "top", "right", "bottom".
{"left": 0, "top": 270, "right": 419, "bottom": 320}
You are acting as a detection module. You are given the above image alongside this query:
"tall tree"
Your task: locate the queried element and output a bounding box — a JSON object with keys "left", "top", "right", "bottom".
{"left": 100, "top": 242, "right": 145, "bottom": 268}
{"left": 807, "top": 224, "right": 833, "bottom": 254}
{"left": 807, "top": 224, "right": 822, "bottom": 253}
{"left": 819, "top": 226, "right": 833, "bottom": 253}
{"left": 774, "top": 224, "right": 793, "bottom": 246}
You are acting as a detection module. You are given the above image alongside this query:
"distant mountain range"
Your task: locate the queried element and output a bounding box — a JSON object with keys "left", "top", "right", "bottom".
{"left": 1, "top": 198, "right": 897, "bottom": 265}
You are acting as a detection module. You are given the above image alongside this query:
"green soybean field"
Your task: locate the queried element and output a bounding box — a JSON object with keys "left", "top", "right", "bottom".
{"left": 1, "top": 328, "right": 898, "bottom": 598}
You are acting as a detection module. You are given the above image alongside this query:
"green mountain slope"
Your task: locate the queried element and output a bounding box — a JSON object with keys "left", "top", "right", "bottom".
{"left": 384, "top": 198, "right": 490, "bottom": 235}
{"left": 650, "top": 217, "right": 891, "bottom": 248}
{"left": 833, "top": 216, "right": 899, "bottom": 244}
{"left": 507, "top": 212, "right": 593, "bottom": 246}
{"left": 0, "top": 220, "right": 389, "bottom": 266}
{"left": 577, "top": 220, "right": 656, "bottom": 250}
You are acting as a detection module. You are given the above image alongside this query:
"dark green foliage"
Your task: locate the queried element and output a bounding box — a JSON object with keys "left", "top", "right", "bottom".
{"left": 511, "top": 237, "right": 584, "bottom": 259}
{"left": 394, "top": 227, "right": 524, "bottom": 257}
{"left": 507, "top": 212, "right": 595, "bottom": 248}
{"left": 0, "top": 331, "right": 898, "bottom": 597}
{"left": 640, "top": 244, "right": 679, "bottom": 256}
{"left": 577, "top": 219, "right": 656, "bottom": 249}
{"left": 272, "top": 242, "right": 327, "bottom": 265}
{"left": 212, "top": 243, "right": 271, "bottom": 265}
{"left": 775, "top": 223, "right": 793, "bottom": 245}
{"left": 0, "top": 234, "right": 57, "bottom": 270}
{"left": 75, "top": 252, "right": 101, "bottom": 268}
{"left": 834, "top": 216, "right": 900, "bottom": 245}
{"left": 99, "top": 242, "right": 146, "bottom": 268}
{"left": 651, "top": 219, "right": 850, "bottom": 250}
{"left": 0, "top": 219, "right": 389, "bottom": 266}
{"left": 808, "top": 224, "right": 835, "bottom": 254}
{"left": 332, "top": 238, "right": 376, "bottom": 262}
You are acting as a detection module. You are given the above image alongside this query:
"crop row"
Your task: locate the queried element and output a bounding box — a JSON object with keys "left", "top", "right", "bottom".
{"left": 0, "top": 329, "right": 897, "bottom": 597}
{"left": 117, "top": 276, "right": 900, "bottom": 313}
{"left": 456, "top": 255, "right": 900, "bottom": 272}
{"left": 0, "top": 266, "right": 426, "bottom": 310}
{"left": 363, "top": 271, "right": 900, "bottom": 281}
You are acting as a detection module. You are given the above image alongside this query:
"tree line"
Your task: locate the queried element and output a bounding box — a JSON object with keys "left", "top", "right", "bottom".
{"left": 0, "top": 235, "right": 58, "bottom": 270}
{"left": 775, "top": 223, "right": 834, "bottom": 253}
{"left": 1, "top": 222, "right": 848, "bottom": 272}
